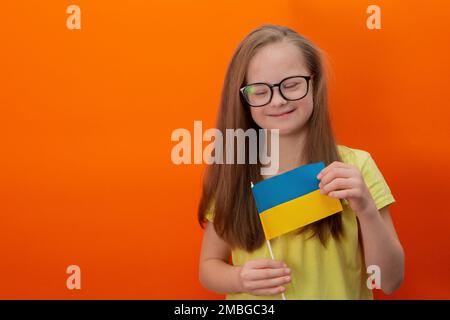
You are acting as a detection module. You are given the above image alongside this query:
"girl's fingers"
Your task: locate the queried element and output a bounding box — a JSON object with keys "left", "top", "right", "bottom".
{"left": 328, "top": 189, "right": 359, "bottom": 199}
{"left": 248, "top": 267, "right": 290, "bottom": 281}
{"left": 247, "top": 259, "right": 286, "bottom": 270}
{"left": 318, "top": 167, "right": 352, "bottom": 187}
{"left": 317, "top": 161, "right": 349, "bottom": 179}
{"left": 251, "top": 286, "right": 286, "bottom": 296}
{"left": 320, "top": 177, "right": 355, "bottom": 195}
{"left": 246, "top": 275, "right": 291, "bottom": 290}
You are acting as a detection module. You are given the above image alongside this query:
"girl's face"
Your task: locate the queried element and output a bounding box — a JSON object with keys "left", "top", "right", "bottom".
{"left": 246, "top": 41, "right": 314, "bottom": 136}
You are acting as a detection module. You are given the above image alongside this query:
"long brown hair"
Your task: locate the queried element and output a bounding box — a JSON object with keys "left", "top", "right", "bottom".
{"left": 198, "top": 24, "right": 343, "bottom": 252}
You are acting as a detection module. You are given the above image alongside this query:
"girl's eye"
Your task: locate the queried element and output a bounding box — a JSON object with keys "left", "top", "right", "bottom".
{"left": 254, "top": 90, "right": 268, "bottom": 96}
{"left": 246, "top": 86, "right": 268, "bottom": 96}
{"left": 245, "top": 86, "right": 258, "bottom": 95}
{"left": 283, "top": 82, "right": 300, "bottom": 89}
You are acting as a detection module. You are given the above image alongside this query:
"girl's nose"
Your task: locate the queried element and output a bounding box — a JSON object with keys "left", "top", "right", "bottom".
{"left": 270, "top": 87, "right": 287, "bottom": 107}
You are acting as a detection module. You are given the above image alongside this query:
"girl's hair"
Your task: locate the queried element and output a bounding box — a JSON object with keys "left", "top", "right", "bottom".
{"left": 198, "top": 24, "right": 343, "bottom": 252}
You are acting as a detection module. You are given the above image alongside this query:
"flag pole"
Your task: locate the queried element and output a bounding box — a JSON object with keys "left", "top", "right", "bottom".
{"left": 251, "top": 181, "right": 287, "bottom": 300}
{"left": 266, "top": 239, "right": 287, "bottom": 300}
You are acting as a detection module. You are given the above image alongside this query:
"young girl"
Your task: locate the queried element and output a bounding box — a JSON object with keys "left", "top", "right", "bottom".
{"left": 198, "top": 25, "right": 404, "bottom": 300}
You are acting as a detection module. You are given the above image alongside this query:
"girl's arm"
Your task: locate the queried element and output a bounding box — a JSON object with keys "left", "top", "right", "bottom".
{"left": 317, "top": 161, "right": 405, "bottom": 294}
{"left": 199, "top": 222, "right": 292, "bottom": 295}
{"left": 198, "top": 222, "right": 242, "bottom": 294}
{"left": 357, "top": 205, "right": 404, "bottom": 294}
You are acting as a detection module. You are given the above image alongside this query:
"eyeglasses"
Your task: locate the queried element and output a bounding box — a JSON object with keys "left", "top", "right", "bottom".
{"left": 240, "top": 75, "right": 313, "bottom": 107}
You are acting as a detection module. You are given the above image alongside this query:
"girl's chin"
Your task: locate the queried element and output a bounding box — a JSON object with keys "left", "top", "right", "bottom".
{"left": 265, "top": 125, "right": 303, "bottom": 136}
{"left": 262, "top": 119, "right": 302, "bottom": 134}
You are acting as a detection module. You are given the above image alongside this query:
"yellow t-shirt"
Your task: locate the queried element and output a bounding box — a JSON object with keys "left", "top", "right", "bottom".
{"left": 205, "top": 145, "right": 395, "bottom": 300}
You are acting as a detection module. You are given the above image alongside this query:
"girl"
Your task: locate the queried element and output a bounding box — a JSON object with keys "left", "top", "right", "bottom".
{"left": 198, "top": 25, "right": 404, "bottom": 299}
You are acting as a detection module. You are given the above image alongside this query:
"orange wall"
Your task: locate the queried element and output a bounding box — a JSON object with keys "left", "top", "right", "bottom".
{"left": 0, "top": 0, "right": 449, "bottom": 299}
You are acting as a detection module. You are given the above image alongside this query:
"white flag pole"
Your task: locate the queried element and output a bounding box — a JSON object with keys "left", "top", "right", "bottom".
{"left": 251, "top": 181, "right": 287, "bottom": 300}
{"left": 266, "top": 239, "right": 287, "bottom": 300}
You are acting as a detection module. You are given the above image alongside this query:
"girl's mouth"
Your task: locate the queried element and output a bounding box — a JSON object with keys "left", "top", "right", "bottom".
{"left": 268, "top": 109, "right": 295, "bottom": 118}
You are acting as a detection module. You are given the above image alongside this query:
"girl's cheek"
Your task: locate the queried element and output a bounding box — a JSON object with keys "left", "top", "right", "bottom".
{"left": 250, "top": 110, "right": 268, "bottom": 127}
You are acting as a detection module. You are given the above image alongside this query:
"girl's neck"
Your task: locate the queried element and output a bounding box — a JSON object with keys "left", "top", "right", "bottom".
{"left": 263, "top": 127, "right": 308, "bottom": 179}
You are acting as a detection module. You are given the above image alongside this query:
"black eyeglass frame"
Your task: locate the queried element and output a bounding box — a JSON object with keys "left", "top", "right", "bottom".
{"left": 239, "top": 75, "right": 313, "bottom": 107}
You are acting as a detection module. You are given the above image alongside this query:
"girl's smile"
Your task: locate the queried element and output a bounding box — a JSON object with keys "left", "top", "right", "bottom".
{"left": 266, "top": 108, "right": 296, "bottom": 118}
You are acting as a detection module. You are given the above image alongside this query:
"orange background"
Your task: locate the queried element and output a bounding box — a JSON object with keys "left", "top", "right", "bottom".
{"left": 1, "top": 0, "right": 449, "bottom": 299}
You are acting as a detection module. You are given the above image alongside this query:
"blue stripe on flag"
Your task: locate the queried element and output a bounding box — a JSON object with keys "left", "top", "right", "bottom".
{"left": 252, "top": 161, "right": 325, "bottom": 213}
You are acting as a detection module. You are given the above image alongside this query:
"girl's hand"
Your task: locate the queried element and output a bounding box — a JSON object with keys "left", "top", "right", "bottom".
{"left": 236, "top": 259, "right": 291, "bottom": 296}
{"left": 317, "top": 161, "right": 378, "bottom": 220}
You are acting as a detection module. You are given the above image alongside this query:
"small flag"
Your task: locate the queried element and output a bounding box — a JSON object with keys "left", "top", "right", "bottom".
{"left": 251, "top": 162, "right": 343, "bottom": 240}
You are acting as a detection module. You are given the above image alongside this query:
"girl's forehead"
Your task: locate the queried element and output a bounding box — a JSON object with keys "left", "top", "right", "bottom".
{"left": 246, "top": 42, "right": 309, "bottom": 84}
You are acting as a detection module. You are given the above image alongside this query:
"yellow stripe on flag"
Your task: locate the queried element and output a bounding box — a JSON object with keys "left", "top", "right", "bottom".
{"left": 259, "top": 189, "right": 343, "bottom": 240}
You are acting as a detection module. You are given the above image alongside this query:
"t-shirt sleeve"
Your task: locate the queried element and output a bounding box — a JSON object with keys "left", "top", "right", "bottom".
{"left": 358, "top": 152, "right": 396, "bottom": 210}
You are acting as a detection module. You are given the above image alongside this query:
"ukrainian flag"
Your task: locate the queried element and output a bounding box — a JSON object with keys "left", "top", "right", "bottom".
{"left": 251, "top": 162, "right": 343, "bottom": 240}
